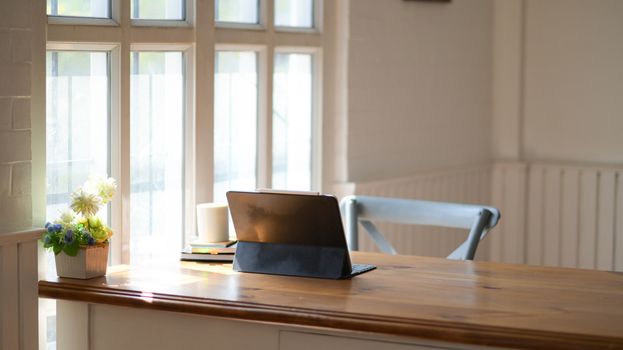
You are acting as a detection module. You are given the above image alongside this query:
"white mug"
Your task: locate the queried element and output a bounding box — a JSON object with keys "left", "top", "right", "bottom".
{"left": 196, "top": 203, "right": 229, "bottom": 243}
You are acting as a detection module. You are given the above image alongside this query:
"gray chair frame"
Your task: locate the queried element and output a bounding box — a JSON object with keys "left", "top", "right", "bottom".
{"left": 340, "top": 195, "right": 500, "bottom": 260}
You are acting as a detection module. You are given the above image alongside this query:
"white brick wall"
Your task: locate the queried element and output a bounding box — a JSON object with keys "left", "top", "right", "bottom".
{"left": 12, "top": 98, "right": 31, "bottom": 129}
{"left": 0, "top": 165, "right": 10, "bottom": 197}
{"left": 0, "top": 0, "right": 33, "bottom": 232}
{"left": 0, "top": 2, "right": 39, "bottom": 350}
{"left": 0, "top": 29, "right": 11, "bottom": 62}
{"left": 0, "top": 97, "right": 11, "bottom": 130}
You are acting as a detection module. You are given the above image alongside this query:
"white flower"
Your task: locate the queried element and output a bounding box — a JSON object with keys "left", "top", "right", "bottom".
{"left": 70, "top": 187, "right": 102, "bottom": 217}
{"left": 86, "top": 175, "right": 117, "bottom": 204}
{"left": 58, "top": 209, "right": 75, "bottom": 224}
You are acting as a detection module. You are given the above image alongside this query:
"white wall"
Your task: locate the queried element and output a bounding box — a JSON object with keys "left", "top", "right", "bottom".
{"left": 0, "top": 1, "right": 44, "bottom": 349}
{"left": 344, "top": 0, "right": 623, "bottom": 182}
{"left": 0, "top": 0, "right": 35, "bottom": 232}
{"left": 343, "top": 0, "right": 623, "bottom": 266}
{"left": 522, "top": 0, "right": 623, "bottom": 164}
{"left": 492, "top": 0, "right": 623, "bottom": 164}
{"left": 345, "top": 0, "right": 493, "bottom": 182}
{"left": 489, "top": 0, "right": 623, "bottom": 268}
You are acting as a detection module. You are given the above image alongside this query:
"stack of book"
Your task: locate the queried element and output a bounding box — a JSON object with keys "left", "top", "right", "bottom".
{"left": 180, "top": 240, "right": 237, "bottom": 262}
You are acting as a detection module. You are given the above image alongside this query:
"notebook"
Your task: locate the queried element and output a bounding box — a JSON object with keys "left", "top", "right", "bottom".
{"left": 226, "top": 190, "right": 376, "bottom": 279}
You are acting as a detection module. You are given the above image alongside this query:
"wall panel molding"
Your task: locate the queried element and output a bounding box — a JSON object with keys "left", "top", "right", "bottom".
{"left": 0, "top": 228, "right": 41, "bottom": 350}
{"left": 490, "top": 161, "right": 623, "bottom": 271}
{"left": 348, "top": 161, "right": 622, "bottom": 272}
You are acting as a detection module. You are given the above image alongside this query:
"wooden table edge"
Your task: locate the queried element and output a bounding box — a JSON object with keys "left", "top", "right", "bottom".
{"left": 39, "top": 280, "right": 623, "bottom": 350}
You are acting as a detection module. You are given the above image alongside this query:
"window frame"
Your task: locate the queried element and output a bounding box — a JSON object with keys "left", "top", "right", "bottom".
{"left": 270, "top": 46, "right": 323, "bottom": 192}
{"left": 214, "top": 0, "right": 266, "bottom": 29}
{"left": 272, "top": 46, "right": 323, "bottom": 191}
{"left": 45, "top": 0, "right": 325, "bottom": 265}
{"left": 213, "top": 44, "right": 266, "bottom": 197}
{"left": 129, "top": 43, "right": 196, "bottom": 256}
{"left": 41, "top": 4, "right": 328, "bottom": 347}
{"left": 47, "top": 0, "right": 119, "bottom": 25}
{"left": 273, "top": 0, "right": 322, "bottom": 33}
{"left": 130, "top": 0, "right": 194, "bottom": 27}
{"left": 45, "top": 42, "right": 123, "bottom": 263}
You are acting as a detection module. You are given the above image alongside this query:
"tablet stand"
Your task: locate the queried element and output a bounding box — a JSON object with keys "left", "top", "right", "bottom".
{"left": 233, "top": 241, "right": 350, "bottom": 279}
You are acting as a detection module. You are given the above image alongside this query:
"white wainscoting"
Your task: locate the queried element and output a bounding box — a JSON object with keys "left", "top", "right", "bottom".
{"left": 0, "top": 229, "right": 41, "bottom": 350}
{"left": 351, "top": 165, "right": 493, "bottom": 259}
{"left": 490, "top": 162, "right": 623, "bottom": 271}
{"left": 349, "top": 161, "right": 623, "bottom": 271}
{"left": 488, "top": 162, "right": 528, "bottom": 265}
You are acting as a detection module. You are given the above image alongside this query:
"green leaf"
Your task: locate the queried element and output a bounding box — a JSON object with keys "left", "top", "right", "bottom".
{"left": 53, "top": 245, "right": 62, "bottom": 255}
{"left": 63, "top": 241, "right": 80, "bottom": 256}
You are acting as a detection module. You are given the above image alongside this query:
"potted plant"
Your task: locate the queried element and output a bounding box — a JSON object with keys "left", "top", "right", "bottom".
{"left": 42, "top": 176, "right": 116, "bottom": 279}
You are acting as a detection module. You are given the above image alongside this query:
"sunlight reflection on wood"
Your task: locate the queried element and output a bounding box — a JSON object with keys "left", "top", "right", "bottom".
{"left": 140, "top": 291, "right": 154, "bottom": 303}
{"left": 184, "top": 262, "right": 238, "bottom": 275}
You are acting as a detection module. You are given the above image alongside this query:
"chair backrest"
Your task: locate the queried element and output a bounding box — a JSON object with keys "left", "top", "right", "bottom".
{"left": 340, "top": 195, "right": 500, "bottom": 260}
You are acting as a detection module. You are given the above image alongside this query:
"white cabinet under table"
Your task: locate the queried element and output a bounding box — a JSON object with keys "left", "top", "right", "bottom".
{"left": 39, "top": 252, "right": 623, "bottom": 350}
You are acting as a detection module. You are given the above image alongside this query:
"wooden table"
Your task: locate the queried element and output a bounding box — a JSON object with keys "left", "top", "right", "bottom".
{"left": 39, "top": 252, "right": 623, "bottom": 350}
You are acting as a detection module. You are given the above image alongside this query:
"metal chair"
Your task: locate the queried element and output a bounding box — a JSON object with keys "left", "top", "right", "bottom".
{"left": 340, "top": 195, "right": 500, "bottom": 260}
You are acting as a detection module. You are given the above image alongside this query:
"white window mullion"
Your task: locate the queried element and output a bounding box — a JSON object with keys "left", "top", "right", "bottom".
{"left": 258, "top": 0, "right": 275, "bottom": 189}
{"left": 183, "top": 46, "right": 196, "bottom": 248}
{"left": 109, "top": 43, "right": 125, "bottom": 265}
{"left": 115, "top": 0, "right": 132, "bottom": 264}
{"left": 195, "top": 0, "right": 216, "bottom": 207}
{"left": 115, "top": 45, "right": 131, "bottom": 265}
{"left": 311, "top": 49, "right": 323, "bottom": 191}
{"left": 257, "top": 46, "right": 273, "bottom": 189}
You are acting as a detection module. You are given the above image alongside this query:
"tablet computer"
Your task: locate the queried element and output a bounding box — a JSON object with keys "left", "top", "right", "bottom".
{"left": 226, "top": 190, "right": 375, "bottom": 279}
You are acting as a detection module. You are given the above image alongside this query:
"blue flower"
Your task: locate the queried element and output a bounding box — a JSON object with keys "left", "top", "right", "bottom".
{"left": 64, "top": 230, "right": 74, "bottom": 244}
{"left": 45, "top": 222, "right": 51, "bottom": 229}
{"left": 47, "top": 226, "right": 54, "bottom": 233}
{"left": 86, "top": 234, "right": 95, "bottom": 246}
{"left": 53, "top": 223, "right": 63, "bottom": 232}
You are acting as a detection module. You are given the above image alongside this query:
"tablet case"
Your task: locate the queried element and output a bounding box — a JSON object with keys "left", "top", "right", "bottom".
{"left": 227, "top": 191, "right": 373, "bottom": 279}
{"left": 233, "top": 241, "right": 350, "bottom": 279}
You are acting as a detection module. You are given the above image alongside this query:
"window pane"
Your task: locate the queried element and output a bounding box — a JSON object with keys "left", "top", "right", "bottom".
{"left": 132, "top": 0, "right": 184, "bottom": 20}
{"left": 215, "top": 0, "right": 259, "bottom": 24}
{"left": 131, "top": 52, "right": 184, "bottom": 262}
{"left": 214, "top": 51, "right": 258, "bottom": 203}
{"left": 47, "top": 0, "right": 110, "bottom": 18}
{"left": 272, "top": 53, "right": 313, "bottom": 190}
{"left": 275, "top": 0, "right": 313, "bottom": 28}
{"left": 46, "top": 51, "right": 110, "bottom": 222}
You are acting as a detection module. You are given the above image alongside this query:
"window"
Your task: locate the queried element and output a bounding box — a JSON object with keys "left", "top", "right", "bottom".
{"left": 275, "top": 0, "right": 314, "bottom": 28}
{"left": 215, "top": 0, "right": 259, "bottom": 24}
{"left": 47, "top": 0, "right": 110, "bottom": 18}
{"left": 131, "top": 0, "right": 185, "bottom": 20}
{"left": 213, "top": 51, "right": 258, "bottom": 203}
{"left": 272, "top": 52, "right": 313, "bottom": 190}
{"left": 130, "top": 51, "right": 185, "bottom": 262}
{"left": 44, "top": 49, "right": 111, "bottom": 350}
{"left": 43, "top": 2, "right": 324, "bottom": 349}
{"left": 45, "top": 0, "right": 323, "bottom": 264}
{"left": 46, "top": 50, "right": 110, "bottom": 222}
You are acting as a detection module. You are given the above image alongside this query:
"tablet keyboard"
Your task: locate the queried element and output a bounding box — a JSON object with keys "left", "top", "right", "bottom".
{"left": 349, "top": 263, "right": 376, "bottom": 278}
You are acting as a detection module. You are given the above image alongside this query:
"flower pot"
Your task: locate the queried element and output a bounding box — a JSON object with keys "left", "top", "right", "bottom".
{"left": 55, "top": 243, "right": 109, "bottom": 279}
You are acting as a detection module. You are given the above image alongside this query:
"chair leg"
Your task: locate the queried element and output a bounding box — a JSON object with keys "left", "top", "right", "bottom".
{"left": 463, "top": 209, "right": 493, "bottom": 260}
{"left": 345, "top": 198, "right": 359, "bottom": 251}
